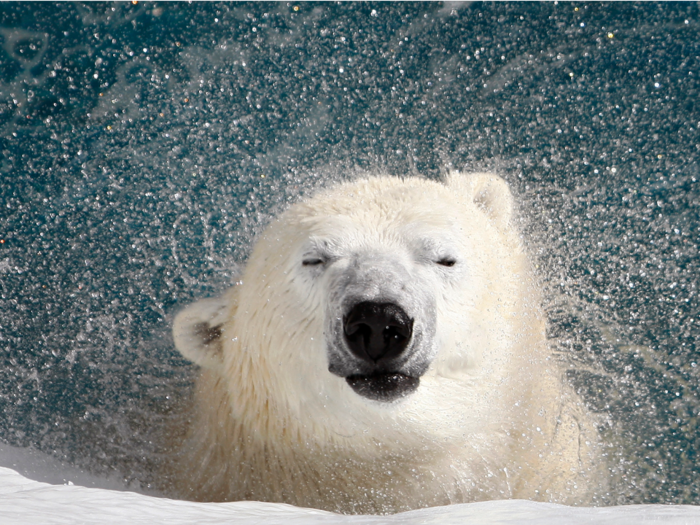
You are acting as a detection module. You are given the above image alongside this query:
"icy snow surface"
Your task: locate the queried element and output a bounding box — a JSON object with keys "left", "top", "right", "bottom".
{"left": 2, "top": 443, "right": 699, "bottom": 525}
{"left": 1, "top": 467, "right": 699, "bottom": 525}
{"left": 2, "top": 443, "right": 699, "bottom": 524}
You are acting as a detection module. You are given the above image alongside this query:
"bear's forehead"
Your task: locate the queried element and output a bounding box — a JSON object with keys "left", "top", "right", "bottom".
{"left": 267, "top": 177, "right": 483, "bottom": 256}
{"left": 294, "top": 204, "right": 462, "bottom": 241}
{"left": 295, "top": 181, "right": 461, "bottom": 229}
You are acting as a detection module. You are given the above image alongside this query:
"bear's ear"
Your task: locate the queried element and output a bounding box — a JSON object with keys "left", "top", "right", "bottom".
{"left": 173, "top": 289, "right": 237, "bottom": 370}
{"left": 444, "top": 171, "right": 514, "bottom": 229}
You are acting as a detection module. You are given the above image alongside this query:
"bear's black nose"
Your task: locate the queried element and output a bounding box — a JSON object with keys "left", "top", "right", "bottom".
{"left": 343, "top": 302, "right": 413, "bottom": 364}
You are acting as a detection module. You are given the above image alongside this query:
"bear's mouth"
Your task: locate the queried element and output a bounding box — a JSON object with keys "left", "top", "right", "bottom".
{"left": 345, "top": 373, "right": 419, "bottom": 402}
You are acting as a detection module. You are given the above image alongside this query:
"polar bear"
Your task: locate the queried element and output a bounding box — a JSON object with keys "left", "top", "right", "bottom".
{"left": 167, "top": 173, "right": 603, "bottom": 514}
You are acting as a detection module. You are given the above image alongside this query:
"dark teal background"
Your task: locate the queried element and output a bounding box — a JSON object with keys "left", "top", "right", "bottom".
{"left": 0, "top": 2, "right": 698, "bottom": 503}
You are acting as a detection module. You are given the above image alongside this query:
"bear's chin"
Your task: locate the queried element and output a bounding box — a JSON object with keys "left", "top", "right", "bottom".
{"left": 345, "top": 373, "right": 420, "bottom": 402}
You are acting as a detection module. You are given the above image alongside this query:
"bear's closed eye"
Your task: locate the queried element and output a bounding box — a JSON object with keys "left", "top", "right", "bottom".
{"left": 302, "top": 258, "right": 325, "bottom": 266}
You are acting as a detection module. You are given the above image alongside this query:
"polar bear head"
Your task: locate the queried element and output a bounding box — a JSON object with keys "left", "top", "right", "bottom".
{"left": 173, "top": 172, "right": 541, "bottom": 441}
{"left": 168, "top": 173, "right": 602, "bottom": 510}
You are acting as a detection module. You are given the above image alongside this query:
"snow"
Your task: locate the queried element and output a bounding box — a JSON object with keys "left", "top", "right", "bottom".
{"left": 1, "top": 466, "right": 699, "bottom": 525}
{"left": 2, "top": 442, "right": 699, "bottom": 525}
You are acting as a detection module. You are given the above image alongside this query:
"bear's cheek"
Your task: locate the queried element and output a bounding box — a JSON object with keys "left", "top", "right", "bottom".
{"left": 429, "top": 269, "right": 503, "bottom": 376}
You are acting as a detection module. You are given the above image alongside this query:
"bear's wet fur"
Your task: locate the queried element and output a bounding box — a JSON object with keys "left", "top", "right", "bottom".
{"left": 164, "top": 173, "right": 604, "bottom": 514}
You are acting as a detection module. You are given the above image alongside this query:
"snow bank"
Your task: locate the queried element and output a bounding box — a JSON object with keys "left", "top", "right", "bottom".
{"left": 1, "top": 466, "right": 699, "bottom": 525}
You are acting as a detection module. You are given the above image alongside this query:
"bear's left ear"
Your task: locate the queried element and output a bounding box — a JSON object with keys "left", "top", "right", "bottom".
{"left": 173, "top": 287, "right": 237, "bottom": 370}
{"left": 444, "top": 171, "right": 514, "bottom": 229}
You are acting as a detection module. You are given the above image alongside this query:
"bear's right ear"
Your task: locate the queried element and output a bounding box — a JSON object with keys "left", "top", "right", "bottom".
{"left": 444, "top": 171, "right": 514, "bottom": 230}
{"left": 173, "top": 288, "right": 237, "bottom": 370}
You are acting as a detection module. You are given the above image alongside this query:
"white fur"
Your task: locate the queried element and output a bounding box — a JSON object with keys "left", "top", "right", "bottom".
{"left": 167, "top": 173, "right": 603, "bottom": 514}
